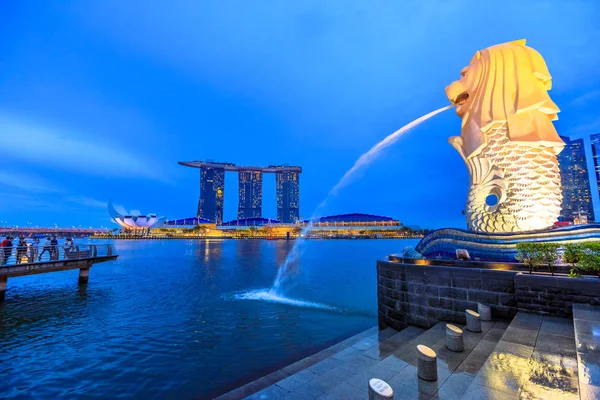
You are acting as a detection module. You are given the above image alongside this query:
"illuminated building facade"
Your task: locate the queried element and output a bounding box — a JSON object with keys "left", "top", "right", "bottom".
{"left": 590, "top": 133, "right": 600, "bottom": 199}
{"left": 179, "top": 161, "right": 301, "bottom": 223}
{"left": 238, "top": 170, "right": 263, "bottom": 219}
{"left": 276, "top": 170, "right": 300, "bottom": 223}
{"left": 558, "top": 136, "right": 594, "bottom": 222}
{"left": 108, "top": 200, "right": 166, "bottom": 230}
{"left": 198, "top": 165, "right": 226, "bottom": 224}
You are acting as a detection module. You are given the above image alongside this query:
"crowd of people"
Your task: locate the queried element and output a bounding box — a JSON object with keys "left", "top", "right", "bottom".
{"left": 0, "top": 236, "right": 76, "bottom": 265}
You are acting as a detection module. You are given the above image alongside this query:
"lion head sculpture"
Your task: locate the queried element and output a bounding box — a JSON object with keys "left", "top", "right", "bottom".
{"left": 445, "top": 39, "right": 564, "bottom": 159}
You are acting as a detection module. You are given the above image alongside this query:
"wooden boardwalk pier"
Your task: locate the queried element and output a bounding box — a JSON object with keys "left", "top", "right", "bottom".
{"left": 0, "top": 243, "right": 118, "bottom": 301}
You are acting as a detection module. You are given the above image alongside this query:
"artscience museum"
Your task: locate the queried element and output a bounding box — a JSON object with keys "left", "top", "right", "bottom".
{"left": 108, "top": 200, "right": 166, "bottom": 230}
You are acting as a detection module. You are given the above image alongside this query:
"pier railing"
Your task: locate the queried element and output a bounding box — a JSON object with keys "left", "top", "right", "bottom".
{"left": 0, "top": 244, "right": 114, "bottom": 267}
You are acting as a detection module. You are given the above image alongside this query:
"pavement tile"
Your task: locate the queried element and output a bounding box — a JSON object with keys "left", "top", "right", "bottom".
{"left": 389, "top": 364, "right": 452, "bottom": 395}
{"left": 481, "top": 327, "right": 506, "bottom": 342}
{"left": 385, "top": 381, "right": 433, "bottom": 400}
{"left": 453, "top": 339, "right": 497, "bottom": 376}
{"left": 307, "top": 367, "right": 353, "bottom": 394}
{"left": 433, "top": 372, "right": 474, "bottom": 400}
{"left": 471, "top": 350, "right": 530, "bottom": 396}
{"left": 338, "top": 354, "right": 379, "bottom": 374}
{"left": 216, "top": 383, "right": 263, "bottom": 400}
{"left": 376, "top": 354, "right": 410, "bottom": 373}
{"left": 243, "top": 384, "right": 288, "bottom": 400}
{"left": 500, "top": 326, "right": 538, "bottom": 347}
{"left": 280, "top": 384, "right": 324, "bottom": 400}
{"left": 351, "top": 334, "right": 380, "bottom": 351}
{"left": 491, "top": 320, "right": 511, "bottom": 329}
{"left": 573, "top": 304, "right": 600, "bottom": 322}
{"left": 518, "top": 375, "right": 578, "bottom": 399}
{"left": 308, "top": 358, "right": 344, "bottom": 376}
{"left": 574, "top": 319, "right": 600, "bottom": 338}
{"left": 429, "top": 341, "right": 469, "bottom": 372}
{"left": 460, "top": 383, "right": 514, "bottom": 400}
{"left": 535, "top": 333, "right": 576, "bottom": 357}
{"left": 317, "top": 382, "right": 366, "bottom": 400}
{"left": 346, "top": 358, "right": 405, "bottom": 390}
{"left": 331, "top": 346, "right": 362, "bottom": 362}
{"left": 275, "top": 369, "right": 318, "bottom": 391}
{"left": 378, "top": 327, "right": 401, "bottom": 341}
{"left": 530, "top": 351, "right": 578, "bottom": 379}
{"left": 282, "top": 356, "right": 316, "bottom": 376}
{"left": 575, "top": 332, "right": 600, "bottom": 353}
{"left": 577, "top": 350, "right": 600, "bottom": 386}
{"left": 509, "top": 313, "right": 543, "bottom": 331}
{"left": 540, "top": 316, "right": 575, "bottom": 338}
{"left": 492, "top": 341, "right": 534, "bottom": 358}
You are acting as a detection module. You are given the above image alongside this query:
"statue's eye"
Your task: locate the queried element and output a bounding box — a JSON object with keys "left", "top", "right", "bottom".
{"left": 461, "top": 72, "right": 467, "bottom": 77}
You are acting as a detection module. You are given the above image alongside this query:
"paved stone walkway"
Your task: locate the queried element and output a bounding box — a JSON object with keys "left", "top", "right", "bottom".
{"left": 463, "top": 313, "right": 578, "bottom": 399}
{"left": 218, "top": 313, "right": 582, "bottom": 400}
{"left": 218, "top": 319, "right": 507, "bottom": 399}
{"left": 573, "top": 304, "right": 600, "bottom": 399}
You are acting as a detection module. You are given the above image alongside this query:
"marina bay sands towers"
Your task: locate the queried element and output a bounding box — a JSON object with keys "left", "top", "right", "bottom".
{"left": 178, "top": 161, "right": 301, "bottom": 224}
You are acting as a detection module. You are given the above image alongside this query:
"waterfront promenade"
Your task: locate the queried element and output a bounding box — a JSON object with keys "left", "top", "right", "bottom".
{"left": 218, "top": 312, "right": 593, "bottom": 399}
{"left": 0, "top": 244, "right": 117, "bottom": 301}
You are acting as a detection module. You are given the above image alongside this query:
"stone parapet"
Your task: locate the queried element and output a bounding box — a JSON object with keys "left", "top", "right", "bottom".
{"left": 377, "top": 259, "right": 600, "bottom": 330}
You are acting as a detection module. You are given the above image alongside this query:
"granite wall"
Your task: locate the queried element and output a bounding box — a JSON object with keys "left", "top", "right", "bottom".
{"left": 377, "top": 259, "right": 600, "bottom": 330}
{"left": 515, "top": 274, "right": 600, "bottom": 317}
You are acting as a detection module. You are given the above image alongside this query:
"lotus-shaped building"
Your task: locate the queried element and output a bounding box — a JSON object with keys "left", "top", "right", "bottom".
{"left": 108, "top": 200, "right": 166, "bottom": 230}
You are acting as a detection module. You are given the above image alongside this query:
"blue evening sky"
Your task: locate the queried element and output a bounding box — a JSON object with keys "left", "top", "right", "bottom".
{"left": 1, "top": 1, "right": 600, "bottom": 228}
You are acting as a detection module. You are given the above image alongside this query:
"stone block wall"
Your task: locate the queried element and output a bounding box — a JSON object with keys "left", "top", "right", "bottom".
{"left": 515, "top": 274, "right": 600, "bottom": 317}
{"left": 378, "top": 259, "right": 600, "bottom": 330}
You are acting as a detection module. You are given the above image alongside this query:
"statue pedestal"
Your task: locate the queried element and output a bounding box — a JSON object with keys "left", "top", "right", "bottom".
{"left": 414, "top": 225, "right": 600, "bottom": 262}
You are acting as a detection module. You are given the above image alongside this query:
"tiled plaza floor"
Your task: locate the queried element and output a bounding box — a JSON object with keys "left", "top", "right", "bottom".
{"left": 217, "top": 312, "right": 584, "bottom": 400}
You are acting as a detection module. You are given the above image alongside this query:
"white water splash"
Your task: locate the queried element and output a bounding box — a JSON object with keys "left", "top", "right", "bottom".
{"left": 231, "top": 289, "right": 339, "bottom": 311}
{"left": 272, "top": 105, "right": 453, "bottom": 295}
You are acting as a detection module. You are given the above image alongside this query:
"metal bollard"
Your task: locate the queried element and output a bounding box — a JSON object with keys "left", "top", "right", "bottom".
{"left": 478, "top": 303, "right": 492, "bottom": 321}
{"left": 417, "top": 345, "right": 438, "bottom": 381}
{"left": 368, "top": 378, "right": 393, "bottom": 399}
{"left": 446, "top": 324, "right": 464, "bottom": 352}
{"left": 466, "top": 309, "right": 482, "bottom": 332}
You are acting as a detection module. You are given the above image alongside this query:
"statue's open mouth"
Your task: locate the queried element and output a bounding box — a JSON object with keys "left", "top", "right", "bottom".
{"left": 453, "top": 92, "right": 469, "bottom": 106}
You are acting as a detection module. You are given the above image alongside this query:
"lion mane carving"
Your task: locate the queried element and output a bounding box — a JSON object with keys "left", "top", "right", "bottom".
{"left": 445, "top": 39, "right": 565, "bottom": 233}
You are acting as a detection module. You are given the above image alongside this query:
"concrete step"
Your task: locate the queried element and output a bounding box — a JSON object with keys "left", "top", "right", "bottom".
{"left": 461, "top": 312, "right": 579, "bottom": 399}
{"left": 573, "top": 304, "right": 600, "bottom": 399}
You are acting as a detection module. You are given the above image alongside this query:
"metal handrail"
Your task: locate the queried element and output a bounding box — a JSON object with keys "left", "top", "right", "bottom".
{"left": 0, "top": 243, "right": 115, "bottom": 266}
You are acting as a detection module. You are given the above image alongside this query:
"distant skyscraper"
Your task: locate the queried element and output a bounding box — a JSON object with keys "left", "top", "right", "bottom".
{"left": 198, "top": 166, "right": 225, "bottom": 224}
{"left": 238, "top": 170, "right": 263, "bottom": 219}
{"left": 276, "top": 171, "right": 300, "bottom": 223}
{"left": 558, "top": 136, "right": 594, "bottom": 222}
{"left": 590, "top": 133, "right": 600, "bottom": 198}
{"left": 180, "top": 161, "right": 301, "bottom": 224}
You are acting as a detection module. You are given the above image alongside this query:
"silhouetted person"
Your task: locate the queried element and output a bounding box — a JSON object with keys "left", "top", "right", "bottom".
{"left": 16, "top": 237, "right": 27, "bottom": 264}
{"left": 38, "top": 237, "right": 52, "bottom": 260}
{"left": 29, "top": 237, "right": 40, "bottom": 262}
{"left": 1, "top": 236, "right": 13, "bottom": 264}
{"left": 63, "top": 237, "right": 73, "bottom": 258}
{"left": 50, "top": 236, "right": 58, "bottom": 260}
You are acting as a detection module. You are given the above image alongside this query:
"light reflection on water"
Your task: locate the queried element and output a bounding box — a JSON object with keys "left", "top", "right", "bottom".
{"left": 0, "top": 238, "right": 418, "bottom": 399}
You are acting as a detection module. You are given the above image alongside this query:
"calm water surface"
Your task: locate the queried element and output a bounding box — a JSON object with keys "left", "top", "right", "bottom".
{"left": 0, "top": 238, "right": 418, "bottom": 399}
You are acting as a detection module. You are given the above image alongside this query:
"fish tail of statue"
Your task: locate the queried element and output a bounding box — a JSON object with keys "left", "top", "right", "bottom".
{"left": 446, "top": 40, "right": 565, "bottom": 233}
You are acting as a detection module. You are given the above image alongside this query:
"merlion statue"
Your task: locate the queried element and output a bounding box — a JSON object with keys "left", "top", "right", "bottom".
{"left": 445, "top": 39, "right": 565, "bottom": 233}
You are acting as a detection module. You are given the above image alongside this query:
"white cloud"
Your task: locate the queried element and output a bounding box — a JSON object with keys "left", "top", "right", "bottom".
{"left": 66, "top": 196, "right": 107, "bottom": 209}
{"left": 0, "top": 114, "right": 162, "bottom": 180}
{"left": 570, "top": 90, "right": 600, "bottom": 106}
{"left": 0, "top": 170, "right": 59, "bottom": 192}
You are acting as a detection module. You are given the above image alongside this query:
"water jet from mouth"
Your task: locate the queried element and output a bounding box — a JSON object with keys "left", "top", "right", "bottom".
{"left": 270, "top": 104, "right": 454, "bottom": 296}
